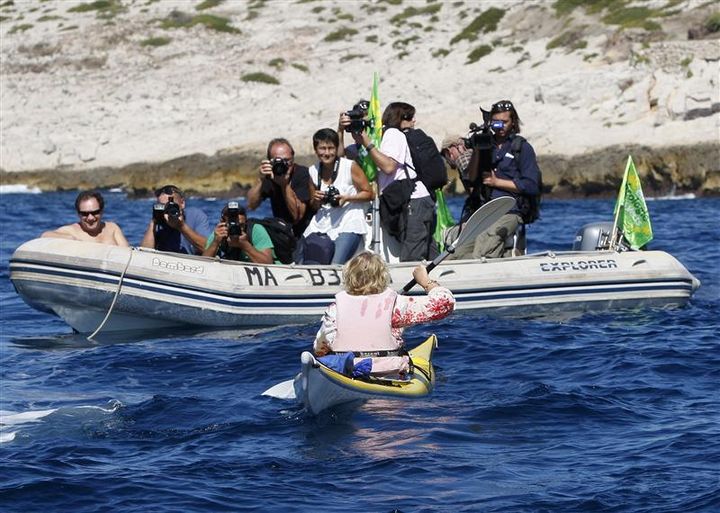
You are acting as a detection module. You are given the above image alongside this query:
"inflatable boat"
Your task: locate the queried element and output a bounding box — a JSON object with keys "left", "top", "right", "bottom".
{"left": 9, "top": 226, "right": 700, "bottom": 334}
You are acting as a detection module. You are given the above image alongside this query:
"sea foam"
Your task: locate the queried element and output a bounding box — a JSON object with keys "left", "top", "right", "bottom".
{"left": 0, "top": 184, "right": 42, "bottom": 194}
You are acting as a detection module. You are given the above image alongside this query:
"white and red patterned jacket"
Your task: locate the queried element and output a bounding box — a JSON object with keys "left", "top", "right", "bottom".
{"left": 313, "top": 286, "right": 455, "bottom": 354}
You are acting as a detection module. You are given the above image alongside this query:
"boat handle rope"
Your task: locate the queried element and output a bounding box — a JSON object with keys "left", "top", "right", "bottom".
{"left": 87, "top": 247, "right": 136, "bottom": 341}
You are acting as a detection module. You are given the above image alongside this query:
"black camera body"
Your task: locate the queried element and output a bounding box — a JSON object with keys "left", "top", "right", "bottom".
{"left": 226, "top": 201, "right": 244, "bottom": 237}
{"left": 153, "top": 198, "right": 181, "bottom": 225}
{"left": 322, "top": 185, "right": 341, "bottom": 207}
{"left": 152, "top": 202, "right": 166, "bottom": 224}
{"left": 165, "top": 198, "right": 181, "bottom": 220}
{"left": 270, "top": 157, "right": 290, "bottom": 177}
{"left": 463, "top": 108, "right": 500, "bottom": 175}
{"left": 344, "top": 106, "right": 370, "bottom": 134}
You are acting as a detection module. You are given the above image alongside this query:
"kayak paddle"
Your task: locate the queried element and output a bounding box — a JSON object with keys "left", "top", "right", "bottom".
{"left": 262, "top": 378, "right": 296, "bottom": 400}
{"left": 263, "top": 196, "right": 516, "bottom": 400}
{"left": 401, "top": 195, "right": 515, "bottom": 293}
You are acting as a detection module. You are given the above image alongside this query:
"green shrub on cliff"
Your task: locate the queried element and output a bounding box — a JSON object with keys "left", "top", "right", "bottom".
{"left": 161, "top": 10, "right": 240, "bottom": 34}
{"left": 390, "top": 3, "right": 441, "bottom": 25}
{"left": 602, "top": 6, "right": 663, "bottom": 30}
{"left": 8, "top": 22, "right": 32, "bottom": 33}
{"left": 466, "top": 44, "right": 492, "bottom": 64}
{"left": 241, "top": 72, "right": 279, "bottom": 85}
{"left": 196, "top": 0, "right": 224, "bottom": 10}
{"left": 141, "top": 36, "right": 171, "bottom": 47}
{"left": 68, "top": 0, "right": 124, "bottom": 18}
{"left": 451, "top": 8, "right": 504, "bottom": 44}
{"left": 706, "top": 12, "right": 720, "bottom": 33}
{"left": 324, "top": 27, "right": 358, "bottom": 42}
{"left": 547, "top": 28, "right": 587, "bottom": 51}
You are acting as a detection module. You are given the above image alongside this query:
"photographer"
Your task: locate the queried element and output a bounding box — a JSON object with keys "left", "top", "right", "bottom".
{"left": 140, "top": 185, "right": 211, "bottom": 255}
{"left": 353, "top": 102, "right": 438, "bottom": 262}
{"left": 451, "top": 100, "right": 541, "bottom": 259}
{"left": 299, "top": 128, "right": 373, "bottom": 265}
{"left": 247, "top": 138, "right": 313, "bottom": 239}
{"left": 202, "top": 203, "right": 276, "bottom": 264}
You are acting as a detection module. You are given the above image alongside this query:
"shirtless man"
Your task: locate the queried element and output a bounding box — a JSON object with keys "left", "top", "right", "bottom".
{"left": 42, "top": 190, "right": 129, "bottom": 246}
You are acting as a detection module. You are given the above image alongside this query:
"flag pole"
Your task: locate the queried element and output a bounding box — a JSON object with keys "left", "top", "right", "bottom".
{"left": 610, "top": 155, "right": 631, "bottom": 250}
{"left": 370, "top": 185, "right": 381, "bottom": 254}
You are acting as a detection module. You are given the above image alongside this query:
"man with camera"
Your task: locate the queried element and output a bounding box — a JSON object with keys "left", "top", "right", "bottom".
{"left": 202, "top": 202, "right": 276, "bottom": 264}
{"left": 140, "top": 184, "right": 211, "bottom": 255}
{"left": 246, "top": 138, "right": 313, "bottom": 239}
{"left": 451, "top": 100, "right": 541, "bottom": 259}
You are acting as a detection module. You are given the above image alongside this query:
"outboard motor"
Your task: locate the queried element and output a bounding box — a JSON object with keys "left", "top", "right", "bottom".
{"left": 573, "top": 222, "right": 614, "bottom": 251}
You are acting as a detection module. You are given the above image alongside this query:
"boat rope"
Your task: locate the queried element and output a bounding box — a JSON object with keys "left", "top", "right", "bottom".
{"left": 87, "top": 247, "right": 135, "bottom": 341}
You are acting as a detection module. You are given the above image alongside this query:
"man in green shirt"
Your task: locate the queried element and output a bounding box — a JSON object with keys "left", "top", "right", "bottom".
{"left": 202, "top": 203, "right": 278, "bottom": 264}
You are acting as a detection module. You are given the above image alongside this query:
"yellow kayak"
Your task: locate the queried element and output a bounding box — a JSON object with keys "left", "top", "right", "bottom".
{"left": 293, "top": 335, "right": 437, "bottom": 415}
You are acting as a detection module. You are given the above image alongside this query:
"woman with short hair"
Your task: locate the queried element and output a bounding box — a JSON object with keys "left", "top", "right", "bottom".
{"left": 301, "top": 128, "right": 374, "bottom": 265}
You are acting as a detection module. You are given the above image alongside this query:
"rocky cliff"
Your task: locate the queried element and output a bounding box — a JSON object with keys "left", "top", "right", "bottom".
{"left": 1, "top": 0, "right": 718, "bottom": 197}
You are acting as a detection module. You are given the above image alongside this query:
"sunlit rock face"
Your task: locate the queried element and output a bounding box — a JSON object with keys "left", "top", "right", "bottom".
{"left": 1, "top": 0, "right": 717, "bottom": 197}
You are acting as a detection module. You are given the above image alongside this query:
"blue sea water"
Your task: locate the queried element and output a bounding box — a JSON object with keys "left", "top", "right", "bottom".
{"left": 0, "top": 192, "right": 718, "bottom": 513}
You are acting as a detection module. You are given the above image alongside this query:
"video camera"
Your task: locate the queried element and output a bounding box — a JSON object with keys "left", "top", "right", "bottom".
{"left": 344, "top": 100, "right": 371, "bottom": 134}
{"left": 463, "top": 107, "right": 503, "bottom": 175}
{"left": 226, "top": 201, "right": 245, "bottom": 237}
{"left": 322, "top": 185, "right": 341, "bottom": 207}
{"left": 270, "top": 157, "right": 290, "bottom": 177}
{"left": 152, "top": 197, "right": 182, "bottom": 225}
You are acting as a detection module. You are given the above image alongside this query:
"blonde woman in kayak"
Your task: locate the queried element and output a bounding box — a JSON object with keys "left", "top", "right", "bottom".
{"left": 313, "top": 251, "right": 455, "bottom": 376}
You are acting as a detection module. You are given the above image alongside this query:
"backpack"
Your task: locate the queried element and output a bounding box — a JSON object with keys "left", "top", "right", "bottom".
{"left": 247, "top": 217, "right": 296, "bottom": 264}
{"left": 403, "top": 128, "right": 448, "bottom": 199}
{"left": 510, "top": 135, "right": 542, "bottom": 224}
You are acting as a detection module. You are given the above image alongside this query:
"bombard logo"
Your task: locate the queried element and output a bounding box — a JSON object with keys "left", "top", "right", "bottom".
{"left": 151, "top": 257, "right": 204, "bottom": 274}
{"left": 540, "top": 259, "right": 618, "bottom": 272}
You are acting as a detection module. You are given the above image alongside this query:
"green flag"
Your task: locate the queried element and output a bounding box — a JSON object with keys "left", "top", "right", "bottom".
{"left": 613, "top": 155, "right": 653, "bottom": 249}
{"left": 358, "top": 73, "right": 382, "bottom": 182}
{"left": 433, "top": 189, "right": 456, "bottom": 251}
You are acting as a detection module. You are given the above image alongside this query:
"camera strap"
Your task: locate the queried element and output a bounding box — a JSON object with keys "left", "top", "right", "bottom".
{"left": 316, "top": 158, "right": 340, "bottom": 190}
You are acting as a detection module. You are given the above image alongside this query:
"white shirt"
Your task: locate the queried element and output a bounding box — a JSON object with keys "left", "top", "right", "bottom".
{"left": 305, "top": 157, "right": 369, "bottom": 240}
{"left": 378, "top": 127, "right": 430, "bottom": 200}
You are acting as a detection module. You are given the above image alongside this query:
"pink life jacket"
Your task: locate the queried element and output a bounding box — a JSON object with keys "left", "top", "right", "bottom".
{"left": 332, "top": 288, "right": 398, "bottom": 353}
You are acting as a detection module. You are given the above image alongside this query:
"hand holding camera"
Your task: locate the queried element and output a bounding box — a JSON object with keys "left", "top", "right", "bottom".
{"left": 260, "top": 157, "right": 291, "bottom": 183}
{"left": 225, "top": 201, "right": 246, "bottom": 237}
{"left": 343, "top": 101, "right": 371, "bottom": 134}
{"left": 313, "top": 185, "right": 342, "bottom": 207}
{"left": 152, "top": 197, "right": 184, "bottom": 229}
{"left": 322, "top": 185, "right": 342, "bottom": 207}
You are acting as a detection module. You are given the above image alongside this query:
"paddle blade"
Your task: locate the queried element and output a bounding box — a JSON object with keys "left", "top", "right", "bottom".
{"left": 401, "top": 196, "right": 515, "bottom": 293}
{"left": 261, "top": 379, "right": 296, "bottom": 400}
{"left": 450, "top": 196, "right": 516, "bottom": 250}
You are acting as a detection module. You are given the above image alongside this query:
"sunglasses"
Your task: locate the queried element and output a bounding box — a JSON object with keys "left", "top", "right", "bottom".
{"left": 78, "top": 209, "right": 102, "bottom": 217}
{"left": 491, "top": 101, "right": 514, "bottom": 112}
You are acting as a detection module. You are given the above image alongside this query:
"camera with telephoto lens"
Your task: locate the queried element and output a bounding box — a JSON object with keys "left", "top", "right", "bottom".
{"left": 322, "top": 185, "right": 341, "bottom": 207}
{"left": 463, "top": 107, "right": 510, "bottom": 173}
{"left": 153, "top": 198, "right": 181, "bottom": 225}
{"left": 270, "top": 157, "right": 290, "bottom": 177}
{"left": 164, "top": 197, "right": 181, "bottom": 220}
{"left": 344, "top": 102, "right": 371, "bottom": 134}
{"left": 226, "top": 201, "right": 244, "bottom": 237}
